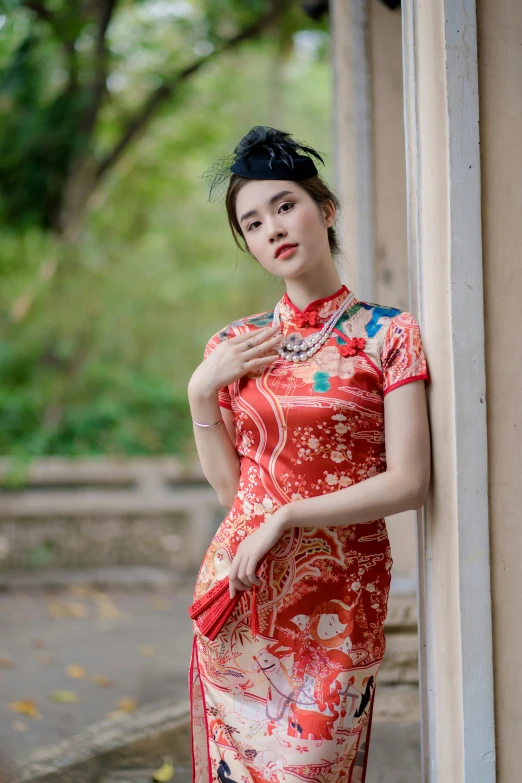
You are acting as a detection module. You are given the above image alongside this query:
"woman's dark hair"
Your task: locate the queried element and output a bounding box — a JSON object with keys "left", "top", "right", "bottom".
{"left": 225, "top": 174, "right": 342, "bottom": 259}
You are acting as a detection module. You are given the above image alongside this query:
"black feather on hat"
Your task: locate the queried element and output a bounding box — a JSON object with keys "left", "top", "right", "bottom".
{"left": 201, "top": 126, "right": 325, "bottom": 203}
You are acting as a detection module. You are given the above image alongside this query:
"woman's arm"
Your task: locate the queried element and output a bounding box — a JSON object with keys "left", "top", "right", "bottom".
{"left": 279, "top": 378, "right": 431, "bottom": 531}
{"left": 227, "top": 378, "right": 431, "bottom": 596}
{"left": 189, "top": 323, "right": 282, "bottom": 511}
{"left": 188, "top": 381, "right": 241, "bottom": 509}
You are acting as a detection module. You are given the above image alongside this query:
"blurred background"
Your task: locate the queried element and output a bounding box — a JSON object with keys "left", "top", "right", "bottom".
{"left": 0, "top": 0, "right": 332, "bottom": 462}
{"left": 0, "top": 2, "right": 420, "bottom": 782}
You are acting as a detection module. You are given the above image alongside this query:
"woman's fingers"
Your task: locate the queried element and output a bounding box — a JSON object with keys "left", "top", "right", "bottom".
{"left": 236, "top": 327, "right": 283, "bottom": 354}
{"left": 248, "top": 335, "right": 284, "bottom": 365}
{"left": 247, "top": 557, "right": 262, "bottom": 586}
{"left": 229, "top": 563, "right": 250, "bottom": 596}
{"left": 237, "top": 558, "right": 255, "bottom": 589}
{"left": 229, "top": 554, "right": 262, "bottom": 598}
{"left": 235, "top": 325, "right": 280, "bottom": 343}
{"left": 238, "top": 557, "right": 262, "bottom": 589}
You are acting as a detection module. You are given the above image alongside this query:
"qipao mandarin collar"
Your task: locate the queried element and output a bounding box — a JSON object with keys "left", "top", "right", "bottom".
{"left": 278, "top": 284, "right": 356, "bottom": 329}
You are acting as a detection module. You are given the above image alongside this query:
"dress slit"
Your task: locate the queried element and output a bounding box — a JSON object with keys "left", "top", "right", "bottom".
{"left": 360, "top": 687, "right": 376, "bottom": 783}
{"left": 190, "top": 636, "right": 212, "bottom": 783}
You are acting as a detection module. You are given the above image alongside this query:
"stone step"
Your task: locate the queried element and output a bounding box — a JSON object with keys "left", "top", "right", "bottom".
{"left": 385, "top": 593, "right": 418, "bottom": 632}
{"left": 374, "top": 684, "right": 420, "bottom": 723}
{"left": 380, "top": 632, "right": 419, "bottom": 684}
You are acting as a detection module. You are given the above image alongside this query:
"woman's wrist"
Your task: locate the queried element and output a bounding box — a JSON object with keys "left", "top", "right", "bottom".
{"left": 273, "top": 503, "right": 295, "bottom": 533}
{"left": 188, "top": 372, "right": 220, "bottom": 401}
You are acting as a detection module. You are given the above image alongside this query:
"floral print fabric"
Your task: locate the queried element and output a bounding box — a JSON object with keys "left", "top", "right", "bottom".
{"left": 190, "top": 285, "right": 429, "bottom": 783}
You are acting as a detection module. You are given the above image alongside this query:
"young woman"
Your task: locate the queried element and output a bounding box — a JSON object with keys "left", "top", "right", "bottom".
{"left": 188, "top": 126, "right": 431, "bottom": 783}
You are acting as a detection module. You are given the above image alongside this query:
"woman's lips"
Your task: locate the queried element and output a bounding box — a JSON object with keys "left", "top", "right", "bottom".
{"left": 277, "top": 245, "right": 298, "bottom": 259}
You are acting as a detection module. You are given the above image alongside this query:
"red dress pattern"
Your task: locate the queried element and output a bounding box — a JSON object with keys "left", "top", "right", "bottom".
{"left": 189, "top": 285, "right": 429, "bottom": 783}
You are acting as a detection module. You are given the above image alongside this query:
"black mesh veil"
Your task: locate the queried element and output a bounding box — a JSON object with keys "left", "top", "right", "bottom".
{"left": 200, "top": 153, "right": 237, "bottom": 204}
{"left": 200, "top": 126, "right": 326, "bottom": 204}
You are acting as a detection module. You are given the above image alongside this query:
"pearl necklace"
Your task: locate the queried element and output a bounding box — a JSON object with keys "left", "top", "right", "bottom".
{"left": 272, "top": 291, "right": 356, "bottom": 362}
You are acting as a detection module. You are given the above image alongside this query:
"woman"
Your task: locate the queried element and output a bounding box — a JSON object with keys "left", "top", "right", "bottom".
{"left": 187, "top": 126, "right": 431, "bottom": 783}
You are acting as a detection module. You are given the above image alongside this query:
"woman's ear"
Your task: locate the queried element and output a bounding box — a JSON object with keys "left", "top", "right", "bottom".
{"left": 323, "top": 199, "right": 336, "bottom": 228}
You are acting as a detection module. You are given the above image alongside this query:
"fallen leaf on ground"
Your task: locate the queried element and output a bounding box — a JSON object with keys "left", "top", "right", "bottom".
{"left": 64, "top": 602, "right": 88, "bottom": 617}
{"left": 92, "top": 675, "right": 113, "bottom": 687}
{"left": 47, "top": 602, "right": 65, "bottom": 618}
{"left": 0, "top": 656, "right": 15, "bottom": 668}
{"left": 66, "top": 665, "right": 87, "bottom": 679}
{"left": 36, "top": 654, "right": 53, "bottom": 664}
{"left": 33, "top": 638, "right": 46, "bottom": 649}
{"left": 68, "top": 585, "right": 92, "bottom": 598}
{"left": 152, "top": 756, "right": 175, "bottom": 782}
{"left": 12, "top": 721, "right": 28, "bottom": 732}
{"left": 117, "top": 698, "right": 137, "bottom": 713}
{"left": 97, "top": 602, "right": 120, "bottom": 619}
{"left": 8, "top": 700, "right": 41, "bottom": 719}
{"left": 50, "top": 690, "right": 79, "bottom": 703}
{"left": 138, "top": 645, "right": 155, "bottom": 657}
{"left": 105, "top": 710, "right": 127, "bottom": 720}
{"left": 150, "top": 596, "right": 171, "bottom": 611}
{"left": 47, "top": 601, "right": 88, "bottom": 618}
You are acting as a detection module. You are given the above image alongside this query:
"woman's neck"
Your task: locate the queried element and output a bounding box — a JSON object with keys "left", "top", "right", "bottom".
{"left": 284, "top": 278, "right": 345, "bottom": 313}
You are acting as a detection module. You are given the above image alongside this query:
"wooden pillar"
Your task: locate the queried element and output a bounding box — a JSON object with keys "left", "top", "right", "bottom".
{"left": 402, "top": 0, "right": 496, "bottom": 780}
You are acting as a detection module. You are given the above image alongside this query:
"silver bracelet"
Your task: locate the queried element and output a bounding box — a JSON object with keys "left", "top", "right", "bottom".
{"left": 192, "top": 418, "right": 224, "bottom": 428}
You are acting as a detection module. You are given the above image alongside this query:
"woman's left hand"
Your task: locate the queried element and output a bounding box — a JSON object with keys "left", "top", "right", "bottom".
{"left": 229, "top": 511, "right": 289, "bottom": 599}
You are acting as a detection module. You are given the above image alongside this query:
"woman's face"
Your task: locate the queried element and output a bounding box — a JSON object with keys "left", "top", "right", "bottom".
{"left": 235, "top": 179, "right": 335, "bottom": 279}
{"left": 316, "top": 613, "right": 347, "bottom": 640}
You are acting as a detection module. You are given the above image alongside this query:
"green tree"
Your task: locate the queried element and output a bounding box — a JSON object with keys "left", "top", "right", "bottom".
{"left": 0, "top": 1, "right": 332, "bottom": 459}
{"left": 0, "top": 0, "right": 321, "bottom": 241}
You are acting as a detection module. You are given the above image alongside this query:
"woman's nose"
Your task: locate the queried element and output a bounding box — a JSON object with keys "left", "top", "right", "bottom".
{"left": 269, "top": 226, "right": 286, "bottom": 242}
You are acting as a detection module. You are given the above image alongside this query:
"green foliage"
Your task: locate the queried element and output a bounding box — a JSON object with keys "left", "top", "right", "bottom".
{"left": 0, "top": 1, "right": 332, "bottom": 458}
{"left": 0, "top": 10, "right": 89, "bottom": 229}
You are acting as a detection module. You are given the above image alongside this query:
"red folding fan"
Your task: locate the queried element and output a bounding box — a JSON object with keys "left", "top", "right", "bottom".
{"left": 188, "top": 555, "right": 268, "bottom": 640}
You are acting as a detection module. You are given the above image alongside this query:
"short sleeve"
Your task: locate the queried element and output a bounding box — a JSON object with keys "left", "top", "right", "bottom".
{"left": 203, "top": 329, "right": 233, "bottom": 410}
{"left": 381, "top": 312, "right": 430, "bottom": 396}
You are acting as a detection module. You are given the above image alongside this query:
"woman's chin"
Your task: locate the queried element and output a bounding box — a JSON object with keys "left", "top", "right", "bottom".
{"left": 274, "top": 255, "right": 308, "bottom": 274}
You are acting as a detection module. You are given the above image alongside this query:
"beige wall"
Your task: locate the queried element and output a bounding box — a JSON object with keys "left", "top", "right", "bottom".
{"left": 477, "top": 1, "right": 522, "bottom": 778}
{"left": 369, "top": 0, "right": 409, "bottom": 312}
{"left": 369, "top": 0, "right": 416, "bottom": 584}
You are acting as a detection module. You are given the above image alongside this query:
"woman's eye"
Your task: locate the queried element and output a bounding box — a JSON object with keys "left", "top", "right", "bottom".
{"left": 247, "top": 203, "right": 294, "bottom": 231}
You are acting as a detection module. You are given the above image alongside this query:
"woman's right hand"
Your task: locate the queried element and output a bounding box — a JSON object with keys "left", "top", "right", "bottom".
{"left": 189, "top": 325, "right": 284, "bottom": 395}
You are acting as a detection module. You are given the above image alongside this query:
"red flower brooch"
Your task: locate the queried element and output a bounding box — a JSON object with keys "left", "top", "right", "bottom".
{"left": 295, "top": 310, "right": 319, "bottom": 328}
{"left": 339, "top": 337, "right": 366, "bottom": 357}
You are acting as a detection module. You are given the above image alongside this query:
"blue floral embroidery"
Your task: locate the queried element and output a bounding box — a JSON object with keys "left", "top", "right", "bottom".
{"left": 358, "top": 303, "right": 402, "bottom": 338}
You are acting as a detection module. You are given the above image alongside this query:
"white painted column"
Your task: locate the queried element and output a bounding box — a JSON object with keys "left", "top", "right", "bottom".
{"left": 402, "top": 0, "right": 496, "bottom": 780}
{"left": 330, "top": 0, "right": 374, "bottom": 301}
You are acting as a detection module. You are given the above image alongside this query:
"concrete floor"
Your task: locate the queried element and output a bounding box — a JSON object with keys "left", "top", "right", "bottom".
{"left": 0, "top": 574, "right": 421, "bottom": 782}
{"left": 0, "top": 583, "right": 195, "bottom": 763}
{"left": 102, "top": 723, "right": 421, "bottom": 783}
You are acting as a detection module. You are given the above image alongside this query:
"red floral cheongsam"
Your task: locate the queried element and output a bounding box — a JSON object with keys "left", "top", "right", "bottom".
{"left": 189, "top": 284, "right": 430, "bottom": 783}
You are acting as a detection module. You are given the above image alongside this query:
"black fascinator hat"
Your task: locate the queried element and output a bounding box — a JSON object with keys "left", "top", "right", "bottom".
{"left": 201, "top": 126, "right": 326, "bottom": 203}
